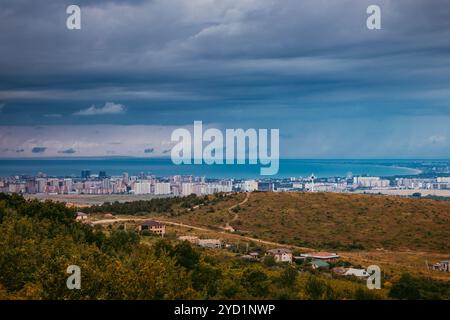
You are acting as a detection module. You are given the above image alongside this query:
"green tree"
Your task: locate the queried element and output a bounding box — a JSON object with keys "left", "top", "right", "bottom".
{"left": 263, "top": 255, "right": 276, "bottom": 267}
{"left": 389, "top": 274, "right": 450, "bottom": 300}
{"left": 173, "top": 241, "right": 200, "bottom": 270}
{"left": 278, "top": 266, "right": 298, "bottom": 288}
{"left": 304, "top": 276, "right": 334, "bottom": 300}
{"left": 241, "top": 267, "right": 270, "bottom": 297}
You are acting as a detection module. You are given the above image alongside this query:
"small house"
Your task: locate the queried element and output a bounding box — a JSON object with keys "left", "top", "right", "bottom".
{"left": 344, "top": 268, "right": 370, "bottom": 278}
{"left": 139, "top": 220, "right": 165, "bottom": 236}
{"left": 75, "top": 212, "right": 88, "bottom": 221}
{"left": 266, "top": 248, "right": 293, "bottom": 263}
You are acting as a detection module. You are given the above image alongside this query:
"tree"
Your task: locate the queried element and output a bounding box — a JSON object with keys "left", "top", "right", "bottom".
{"left": 278, "top": 266, "right": 298, "bottom": 288}
{"left": 389, "top": 274, "right": 449, "bottom": 300}
{"left": 173, "top": 241, "right": 200, "bottom": 270}
{"left": 192, "top": 263, "right": 222, "bottom": 297}
{"left": 263, "top": 255, "right": 276, "bottom": 267}
{"left": 304, "top": 276, "right": 334, "bottom": 300}
{"left": 241, "top": 267, "right": 269, "bottom": 297}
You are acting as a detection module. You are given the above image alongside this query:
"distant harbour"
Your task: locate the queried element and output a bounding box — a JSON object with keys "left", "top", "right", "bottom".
{"left": 0, "top": 158, "right": 422, "bottom": 179}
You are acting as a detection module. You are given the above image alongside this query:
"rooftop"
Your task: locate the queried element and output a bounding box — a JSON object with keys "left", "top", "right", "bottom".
{"left": 267, "top": 248, "right": 292, "bottom": 254}
{"left": 344, "top": 268, "right": 370, "bottom": 278}
{"left": 310, "top": 259, "right": 330, "bottom": 268}
{"left": 141, "top": 220, "right": 164, "bottom": 228}
{"left": 301, "top": 252, "right": 340, "bottom": 259}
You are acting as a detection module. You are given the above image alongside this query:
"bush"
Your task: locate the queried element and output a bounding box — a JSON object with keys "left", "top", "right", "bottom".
{"left": 389, "top": 274, "right": 450, "bottom": 300}
{"left": 263, "top": 255, "right": 276, "bottom": 267}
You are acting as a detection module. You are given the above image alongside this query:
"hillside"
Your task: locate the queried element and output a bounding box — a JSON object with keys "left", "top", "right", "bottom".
{"left": 1, "top": 193, "right": 395, "bottom": 300}
{"left": 174, "top": 192, "right": 450, "bottom": 252}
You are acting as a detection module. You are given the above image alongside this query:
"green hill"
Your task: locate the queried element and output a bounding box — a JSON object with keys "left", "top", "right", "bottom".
{"left": 176, "top": 192, "right": 450, "bottom": 252}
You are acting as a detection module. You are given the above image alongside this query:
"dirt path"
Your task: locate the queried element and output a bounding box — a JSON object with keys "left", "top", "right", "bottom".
{"left": 222, "top": 192, "right": 250, "bottom": 232}
{"left": 158, "top": 218, "right": 309, "bottom": 250}
{"left": 92, "top": 217, "right": 308, "bottom": 251}
{"left": 91, "top": 217, "right": 148, "bottom": 225}
{"left": 90, "top": 193, "right": 310, "bottom": 251}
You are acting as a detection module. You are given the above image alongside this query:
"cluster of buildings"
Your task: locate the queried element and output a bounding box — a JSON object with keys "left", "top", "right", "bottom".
{"left": 394, "top": 177, "right": 450, "bottom": 190}
{"left": 1, "top": 170, "right": 450, "bottom": 196}
{"left": 265, "top": 249, "right": 372, "bottom": 278}
{"left": 141, "top": 223, "right": 373, "bottom": 278}
{"left": 134, "top": 222, "right": 224, "bottom": 249}
{"left": 0, "top": 171, "right": 232, "bottom": 196}
{"left": 80, "top": 214, "right": 450, "bottom": 277}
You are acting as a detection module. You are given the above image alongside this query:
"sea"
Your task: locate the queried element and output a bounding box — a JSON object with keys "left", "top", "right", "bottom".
{"left": 0, "top": 158, "right": 421, "bottom": 179}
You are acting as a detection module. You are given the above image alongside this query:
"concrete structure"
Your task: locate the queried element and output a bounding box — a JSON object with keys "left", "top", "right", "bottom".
{"left": 178, "top": 235, "right": 200, "bottom": 244}
{"left": 139, "top": 220, "right": 165, "bottom": 236}
{"left": 198, "top": 239, "right": 222, "bottom": 249}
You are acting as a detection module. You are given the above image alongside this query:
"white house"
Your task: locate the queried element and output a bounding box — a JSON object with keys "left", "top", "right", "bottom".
{"left": 344, "top": 268, "right": 370, "bottom": 278}
{"left": 75, "top": 212, "right": 88, "bottom": 221}
{"left": 266, "top": 248, "right": 293, "bottom": 263}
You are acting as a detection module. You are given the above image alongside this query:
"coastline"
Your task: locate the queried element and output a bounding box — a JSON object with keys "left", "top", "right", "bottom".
{"left": 387, "top": 165, "right": 423, "bottom": 176}
{"left": 0, "top": 158, "right": 429, "bottom": 178}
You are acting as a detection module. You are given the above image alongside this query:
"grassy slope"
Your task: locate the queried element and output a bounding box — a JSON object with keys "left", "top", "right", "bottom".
{"left": 176, "top": 192, "right": 450, "bottom": 252}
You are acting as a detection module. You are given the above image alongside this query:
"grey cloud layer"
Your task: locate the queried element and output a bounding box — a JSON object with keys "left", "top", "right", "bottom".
{"left": 0, "top": 0, "right": 449, "bottom": 157}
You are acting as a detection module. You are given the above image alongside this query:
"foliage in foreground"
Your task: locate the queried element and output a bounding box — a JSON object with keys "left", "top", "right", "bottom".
{"left": 0, "top": 193, "right": 448, "bottom": 300}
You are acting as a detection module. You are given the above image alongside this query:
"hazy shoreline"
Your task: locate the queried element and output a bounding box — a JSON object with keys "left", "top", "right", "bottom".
{"left": 353, "top": 189, "right": 450, "bottom": 197}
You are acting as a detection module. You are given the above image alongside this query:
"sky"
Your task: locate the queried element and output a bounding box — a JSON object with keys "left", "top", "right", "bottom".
{"left": 0, "top": 0, "right": 450, "bottom": 158}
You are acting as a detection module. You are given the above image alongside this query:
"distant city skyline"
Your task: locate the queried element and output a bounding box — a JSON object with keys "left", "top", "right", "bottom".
{"left": 1, "top": 1, "right": 450, "bottom": 158}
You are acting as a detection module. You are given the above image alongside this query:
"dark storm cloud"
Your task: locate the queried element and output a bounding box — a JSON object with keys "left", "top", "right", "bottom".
{"left": 58, "top": 148, "right": 76, "bottom": 154}
{"left": 31, "top": 147, "right": 47, "bottom": 153}
{"left": 144, "top": 148, "right": 154, "bottom": 154}
{"left": 0, "top": 0, "right": 450, "bottom": 157}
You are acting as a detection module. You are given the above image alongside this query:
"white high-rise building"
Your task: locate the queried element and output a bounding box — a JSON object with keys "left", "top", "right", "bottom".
{"left": 243, "top": 180, "right": 258, "bottom": 192}
{"left": 181, "top": 183, "right": 194, "bottom": 196}
{"left": 133, "top": 181, "right": 151, "bottom": 194}
{"left": 155, "top": 182, "right": 171, "bottom": 195}
{"left": 353, "top": 177, "right": 389, "bottom": 188}
{"left": 36, "top": 178, "right": 47, "bottom": 193}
